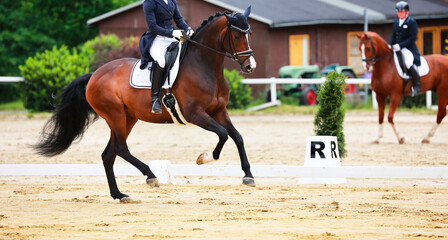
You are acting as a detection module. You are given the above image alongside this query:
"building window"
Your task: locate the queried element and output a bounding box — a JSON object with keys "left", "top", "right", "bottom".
{"left": 416, "top": 26, "right": 448, "bottom": 55}
{"left": 289, "top": 35, "right": 309, "bottom": 66}
{"left": 347, "top": 32, "right": 364, "bottom": 75}
{"left": 441, "top": 27, "right": 448, "bottom": 56}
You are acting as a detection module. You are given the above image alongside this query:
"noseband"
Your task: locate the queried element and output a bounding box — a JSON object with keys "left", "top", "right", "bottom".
{"left": 361, "top": 34, "right": 392, "bottom": 66}
{"left": 182, "top": 21, "right": 253, "bottom": 68}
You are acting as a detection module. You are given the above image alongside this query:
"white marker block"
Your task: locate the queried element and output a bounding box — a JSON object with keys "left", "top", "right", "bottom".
{"left": 298, "top": 136, "right": 347, "bottom": 184}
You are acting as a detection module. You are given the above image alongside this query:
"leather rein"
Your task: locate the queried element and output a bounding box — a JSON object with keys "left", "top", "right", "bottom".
{"left": 181, "top": 24, "right": 253, "bottom": 67}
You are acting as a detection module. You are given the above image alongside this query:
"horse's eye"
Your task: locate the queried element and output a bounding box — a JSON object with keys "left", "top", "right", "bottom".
{"left": 366, "top": 47, "right": 371, "bottom": 51}
{"left": 233, "top": 33, "right": 241, "bottom": 40}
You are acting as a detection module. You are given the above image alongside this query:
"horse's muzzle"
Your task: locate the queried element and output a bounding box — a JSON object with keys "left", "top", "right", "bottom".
{"left": 241, "top": 56, "right": 256, "bottom": 73}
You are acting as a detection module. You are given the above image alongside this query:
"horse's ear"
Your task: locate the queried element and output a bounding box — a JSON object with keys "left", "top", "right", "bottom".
{"left": 356, "top": 33, "right": 362, "bottom": 39}
{"left": 244, "top": 6, "right": 251, "bottom": 18}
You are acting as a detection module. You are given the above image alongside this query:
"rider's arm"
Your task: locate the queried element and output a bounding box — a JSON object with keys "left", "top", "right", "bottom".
{"left": 143, "top": 1, "right": 173, "bottom": 37}
{"left": 172, "top": 0, "right": 190, "bottom": 32}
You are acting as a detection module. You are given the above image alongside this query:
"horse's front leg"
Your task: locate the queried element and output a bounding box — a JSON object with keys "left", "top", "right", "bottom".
{"left": 215, "top": 110, "right": 254, "bottom": 186}
{"left": 190, "top": 110, "right": 255, "bottom": 186}
{"left": 372, "top": 93, "right": 386, "bottom": 144}
{"left": 192, "top": 111, "right": 228, "bottom": 165}
{"left": 388, "top": 94, "right": 405, "bottom": 144}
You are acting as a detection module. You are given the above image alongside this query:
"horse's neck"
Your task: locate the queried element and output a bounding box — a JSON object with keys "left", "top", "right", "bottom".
{"left": 183, "top": 23, "right": 226, "bottom": 77}
{"left": 372, "top": 48, "right": 396, "bottom": 89}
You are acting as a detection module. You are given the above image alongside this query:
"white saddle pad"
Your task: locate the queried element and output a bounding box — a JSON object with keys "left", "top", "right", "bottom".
{"left": 393, "top": 52, "right": 429, "bottom": 79}
{"left": 130, "top": 42, "right": 182, "bottom": 89}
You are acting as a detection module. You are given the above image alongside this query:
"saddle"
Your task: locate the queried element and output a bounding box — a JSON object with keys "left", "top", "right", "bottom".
{"left": 130, "top": 41, "right": 183, "bottom": 89}
{"left": 129, "top": 41, "right": 191, "bottom": 125}
{"left": 393, "top": 50, "right": 429, "bottom": 80}
{"left": 393, "top": 50, "right": 429, "bottom": 95}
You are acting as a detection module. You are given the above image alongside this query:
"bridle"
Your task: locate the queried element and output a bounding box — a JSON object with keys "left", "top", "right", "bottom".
{"left": 182, "top": 20, "right": 253, "bottom": 68}
{"left": 361, "top": 34, "right": 393, "bottom": 66}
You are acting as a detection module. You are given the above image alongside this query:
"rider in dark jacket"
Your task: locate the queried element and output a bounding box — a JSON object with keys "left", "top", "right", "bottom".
{"left": 389, "top": 1, "right": 421, "bottom": 95}
{"left": 139, "top": 0, "right": 193, "bottom": 114}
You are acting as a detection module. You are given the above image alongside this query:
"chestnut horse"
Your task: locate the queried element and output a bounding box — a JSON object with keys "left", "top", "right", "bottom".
{"left": 35, "top": 11, "right": 256, "bottom": 202}
{"left": 357, "top": 31, "right": 448, "bottom": 144}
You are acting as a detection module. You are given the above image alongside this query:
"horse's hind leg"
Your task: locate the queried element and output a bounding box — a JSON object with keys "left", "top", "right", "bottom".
{"left": 114, "top": 115, "right": 159, "bottom": 186}
{"left": 102, "top": 114, "right": 158, "bottom": 202}
{"left": 422, "top": 95, "right": 447, "bottom": 143}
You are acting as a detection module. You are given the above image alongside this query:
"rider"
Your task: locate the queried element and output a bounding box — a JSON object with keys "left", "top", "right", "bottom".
{"left": 389, "top": 1, "right": 421, "bottom": 96}
{"left": 139, "top": 0, "right": 194, "bottom": 114}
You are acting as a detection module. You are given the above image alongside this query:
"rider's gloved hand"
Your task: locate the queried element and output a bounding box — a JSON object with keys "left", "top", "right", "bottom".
{"left": 392, "top": 44, "right": 401, "bottom": 51}
{"left": 172, "top": 30, "right": 183, "bottom": 40}
{"left": 186, "top": 28, "right": 194, "bottom": 37}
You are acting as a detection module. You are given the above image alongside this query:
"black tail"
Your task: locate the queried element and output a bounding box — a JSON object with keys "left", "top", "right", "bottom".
{"left": 34, "top": 73, "right": 98, "bottom": 157}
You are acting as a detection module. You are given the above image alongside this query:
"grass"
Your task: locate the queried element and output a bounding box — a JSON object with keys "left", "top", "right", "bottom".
{"left": 0, "top": 100, "right": 26, "bottom": 111}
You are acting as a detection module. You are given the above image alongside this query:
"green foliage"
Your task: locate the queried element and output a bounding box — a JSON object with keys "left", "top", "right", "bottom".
{"left": 80, "top": 34, "right": 140, "bottom": 71}
{"left": 19, "top": 45, "right": 90, "bottom": 112}
{"left": 224, "top": 69, "right": 252, "bottom": 109}
{"left": 314, "top": 71, "right": 347, "bottom": 158}
{"left": 0, "top": 84, "right": 21, "bottom": 104}
{"left": 0, "top": 0, "right": 134, "bottom": 75}
{"left": 400, "top": 92, "right": 438, "bottom": 108}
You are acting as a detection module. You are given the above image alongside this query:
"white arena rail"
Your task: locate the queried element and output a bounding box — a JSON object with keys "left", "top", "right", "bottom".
{"left": 0, "top": 76, "right": 24, "bottom": 83}
{"left": 242, "top": 77, "right": 437, "bottom": 111}
{"left": 1, "top": 163, "right": 447, "bottom": 185}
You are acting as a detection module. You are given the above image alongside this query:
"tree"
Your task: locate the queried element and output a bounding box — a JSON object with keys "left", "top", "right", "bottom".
{"left": 313, "top": 71, "right": 347, "bottom": 158}
{"left": 0, "top": 0, "right": 137, "bottom": 76}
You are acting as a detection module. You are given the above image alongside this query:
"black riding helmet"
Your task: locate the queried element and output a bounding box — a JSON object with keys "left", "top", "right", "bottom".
{"left": 395, "top": 1, "right": 409, "bottom": 11}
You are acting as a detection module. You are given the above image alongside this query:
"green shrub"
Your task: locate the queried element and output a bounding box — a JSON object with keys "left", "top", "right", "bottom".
{"left": 400, "top": 92, "right": 438, "bottom": 108}
{"left": 80, "top": 34, "right": 140, "bottom": 71}
{"left": 314, "top": 71, "right": 347, "bottom": 158}
{"left": 224, "top": 69, "right": 252, "bottom": 109}
{"left": 0, "top": 84, "right": 21, "bottom": 104}
{"left": 19, "top": 45, "right": 89, "bottom": 112}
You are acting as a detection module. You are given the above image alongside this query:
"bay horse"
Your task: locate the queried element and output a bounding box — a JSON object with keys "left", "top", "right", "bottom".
{"left": 34, "top": 10, "right": 257, "bottom": 202}
{"left": 357, "top": 31, "right": 448, "bottom": 144}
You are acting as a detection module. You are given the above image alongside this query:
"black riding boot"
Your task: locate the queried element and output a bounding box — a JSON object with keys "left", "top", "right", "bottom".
{"left": 408, "top": 65, "right": 421, "bottom": 96}
{"left": 150, "top": 62, "right": 165, "bottom": 114}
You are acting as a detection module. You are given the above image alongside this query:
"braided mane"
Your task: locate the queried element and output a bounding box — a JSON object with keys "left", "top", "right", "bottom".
{"left": 191, "top": 12, "right": 228, "bottom": 38}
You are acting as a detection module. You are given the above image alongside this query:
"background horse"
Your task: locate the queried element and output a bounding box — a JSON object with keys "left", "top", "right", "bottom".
{"left": 34, "top": 10, "right": 256, "bottom": 202}
{"left": 357, "top": 31, "right": 448, "bottom": 144}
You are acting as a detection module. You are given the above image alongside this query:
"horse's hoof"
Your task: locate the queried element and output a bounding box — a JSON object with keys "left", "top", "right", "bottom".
{"left": 196, "top": 153, "right": 217, "bottom": 165}
{"left": 422, "top": 138, "right": 430, "bottom": 144}
{"left": 399, "top": 137, "right": 405, "bottom": 144}
{"left": 120, "top": 196, "right": 132, "bottom": 203}
{"left": 242, "top": 177, "right": 256, "bottom": 187}
{"left": 146, "top": 178, "right": 160, "bottom": 187}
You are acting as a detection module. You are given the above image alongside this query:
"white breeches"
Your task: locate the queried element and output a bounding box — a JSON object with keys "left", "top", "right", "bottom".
{"left": 149, "top": 35, "right": 177, "bottom": 68}
{"left": 400, "top": 48, "right": 414, "bottom": 69}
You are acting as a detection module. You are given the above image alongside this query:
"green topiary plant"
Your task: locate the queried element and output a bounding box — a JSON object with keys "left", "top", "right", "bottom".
{"left": 313, "top": 71, "right": 347, "bottom": 158}
{"left": 224, "top": 69, "right": 252, "bottom": 109}
{"left": 19, "top": 45, "right": 90, "bottom": 112}
{"left": 80, "top": 34, "right": 140, "bottom": 71}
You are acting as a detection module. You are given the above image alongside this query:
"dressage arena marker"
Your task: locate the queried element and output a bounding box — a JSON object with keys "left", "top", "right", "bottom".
{"left": 298, "top": 136, "right": 347, "bottom": 184}
{"left": 1, "top": 163, "right": 447, "bottom": 184}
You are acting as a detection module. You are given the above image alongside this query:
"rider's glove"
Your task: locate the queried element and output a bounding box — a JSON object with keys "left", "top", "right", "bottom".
{"left": 392, "top": 44, "right": 401, "bottom": 51}
{"left": 186, "top": 28, "right": 194, "bottom": 37}
{"left": 172, "top": 30, "right": 183, "bottom": 40}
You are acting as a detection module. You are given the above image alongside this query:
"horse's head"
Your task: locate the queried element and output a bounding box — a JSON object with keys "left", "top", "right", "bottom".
{"left": 224, "top": 6, "right": 256, "bottom": 73}
{"left": 357, "top": 32, "right": 375, "bottom": 72}
{"left": 357, "top": 32, "right": 392, "bottom": 73}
